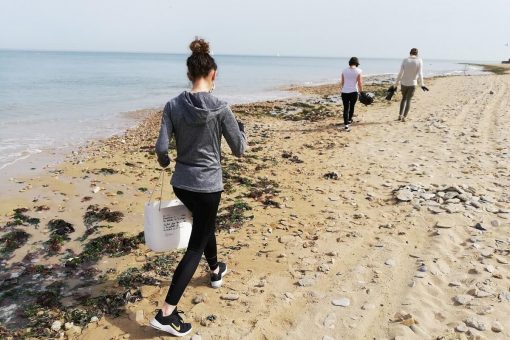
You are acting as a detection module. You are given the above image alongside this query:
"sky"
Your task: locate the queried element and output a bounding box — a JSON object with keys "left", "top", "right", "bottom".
{"left": 0, "top": 0, "right": 508, "bottom": 61}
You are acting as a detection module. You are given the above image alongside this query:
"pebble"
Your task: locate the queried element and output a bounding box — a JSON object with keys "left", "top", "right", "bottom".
{"left": 51, "top": 320, "right": 62, "bottom": 332}
{"left": 453, "top": 294, "right": 473, "bottom": 305}
{"left": 484, "top": 264, "right": 495, "bottom": 273}
{"left": 298, "top": 277, "right": 315, "bottom": 287}
{"left": 491, "top": 321, "right": 503, "bottom": 333}
{"left": 396, "top": 189, "right": 414, "bottom": 202}
{"left": 323, "top": 313, "right": 336, "bottom": 329}
{"left": 490, "top": 220, "right": 500, "bottom": 227}
{"left": 90, "top": 316, "right": 99, "bottom": 323}
{"left": 221, "top": 293, "right": 239, "bottom": 301}
{"left": 318, "top": 264, "right": 330, "bottom": 272}
{"left": 385, "top": 259, "right": 396, "bottom": 267}
{"left": 418, "top": 264, "right": 428, "bottom": 272}
{"left": 64, "top": 322, "right": 74, "bottom": 330}
{"left": 322, "top": 336, "right": 335, "bottom": 340}
{"left": 331, "top": 297, "right": 350, "bottom": 307}
{"left": 448, "top": 281, "right": 462, "bottom": 287}
{"left": 481, "top": 249, "right": 493, "bottom": 258}
{"left": 191, "top": 335, "right": 203, "bottom": 340}
{"left": 455, "top": 323, "right": 468, "bottom": 333}
{"left": 496, "top": 257, "right": 508, "bottom": 264}
{"left": 464, "top": 316, "right": 487, "bottom": 331}
{"left": 192, "top": 294, "right": 207, "bottom": 304}
{"left": 498, "top": 291, "right": 510, "bottom": 302}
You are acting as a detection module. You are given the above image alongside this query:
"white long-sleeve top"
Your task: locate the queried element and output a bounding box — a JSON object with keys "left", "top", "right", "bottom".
{"left": 395, "top": 56, "right": 424, "bottom": 87}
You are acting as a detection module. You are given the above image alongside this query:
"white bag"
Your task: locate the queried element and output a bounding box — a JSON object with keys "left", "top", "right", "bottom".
{"left": 143, "top": 170, "right": 192, "bottom": 252}
{"left": 144, "top": 200, "right": 192, "bottom": 252}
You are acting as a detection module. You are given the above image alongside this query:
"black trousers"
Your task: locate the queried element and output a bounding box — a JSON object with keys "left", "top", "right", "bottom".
{"left": 165, "top": 187, "right": 221, "bottom": 305}
{"left": 341, "top": 92, "right": 358, "bottom": 125}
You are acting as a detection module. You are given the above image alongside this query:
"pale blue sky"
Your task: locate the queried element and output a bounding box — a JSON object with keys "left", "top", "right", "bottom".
{"left": 0, "top": 0, "right": 508, "bottom": 60}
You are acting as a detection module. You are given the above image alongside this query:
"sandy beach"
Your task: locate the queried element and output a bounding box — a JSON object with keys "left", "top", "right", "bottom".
{"left": 1, "top": 72, "right": 510, "bottom": 340}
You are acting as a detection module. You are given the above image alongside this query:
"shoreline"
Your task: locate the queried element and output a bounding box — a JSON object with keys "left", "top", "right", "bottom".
{"left": 0, "top": 68, "right": 489, "bottom": 195}
{"left": 1, "top": 72, "right": 510, "bottom": 338}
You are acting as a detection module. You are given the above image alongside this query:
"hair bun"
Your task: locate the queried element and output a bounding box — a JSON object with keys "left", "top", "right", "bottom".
{"left": 189, "top": 39, "right": 210, "bottom": 54}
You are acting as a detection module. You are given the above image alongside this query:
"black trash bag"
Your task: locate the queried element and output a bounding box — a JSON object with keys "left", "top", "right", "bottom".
{"left": 385, "top": 86, "right": 397, "bottom": 100}
{"left": 359, "top": 91, "right": 375, "bottom": 105}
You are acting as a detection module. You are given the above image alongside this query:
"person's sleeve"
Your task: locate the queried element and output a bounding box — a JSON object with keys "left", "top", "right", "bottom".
{"left": 418, "top": 60, "right": 425, "bottom": 87}
{"left": 395, "top": 60, "right": 404, "bottom": 87}
{"left": 221, "top": 108, "right": 246, "bottom": 157}
{"left": 155, "top": 103, "right": 173, "bottom": 167}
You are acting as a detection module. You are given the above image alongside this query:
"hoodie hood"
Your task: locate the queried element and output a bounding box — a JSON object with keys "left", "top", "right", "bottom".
{"left": 178, "top": 91, "right": 228, "bottom": 126}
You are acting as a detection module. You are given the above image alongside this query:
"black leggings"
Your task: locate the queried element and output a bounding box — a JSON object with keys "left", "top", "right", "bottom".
{"left": 165, "top": 187, "right": 222, "bottom": 305}
{"left": 341, "top": 92, "right": 358, "bottom": 125}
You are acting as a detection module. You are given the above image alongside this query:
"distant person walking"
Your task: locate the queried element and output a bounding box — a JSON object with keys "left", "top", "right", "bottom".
{"left": 340, "top": 57, "right": 363, "bottom": 131}
{"left": 151, "top": 38, "right": 246, "bottom": 336}
{"left": 394, "top": 48, "right": 429, "bottom": 121}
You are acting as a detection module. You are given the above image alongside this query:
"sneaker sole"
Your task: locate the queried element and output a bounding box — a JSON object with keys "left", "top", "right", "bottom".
{"left": 149, "top": 318, "right": 192, "bottom": 337}
{"left": 210, "top": 267, "right": 228, "bottom": 289}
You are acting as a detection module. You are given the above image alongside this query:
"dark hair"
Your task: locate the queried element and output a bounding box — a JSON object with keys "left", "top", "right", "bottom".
{"left": 348, "top": 57, "right": 360, "bottom": 67}
{"left": 187, "top": 39, "right": 217, "bottom": 81}
{"left": 410, "top": 48, "right": 418, "bottom": 56}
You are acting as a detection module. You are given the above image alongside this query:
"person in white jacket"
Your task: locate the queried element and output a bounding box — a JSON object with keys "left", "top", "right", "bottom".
{"left": 394, "top": 48, "right": 429, "bottom": 121}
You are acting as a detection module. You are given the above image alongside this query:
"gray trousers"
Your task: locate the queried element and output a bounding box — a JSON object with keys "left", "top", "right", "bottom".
{"left": 399, "top": 85, "right": 416, "bottom": 117}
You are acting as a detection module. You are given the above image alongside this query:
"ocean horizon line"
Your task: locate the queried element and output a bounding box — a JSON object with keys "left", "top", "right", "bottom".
{"left": 0, "top": 48, "right": 492, "bottom": 63}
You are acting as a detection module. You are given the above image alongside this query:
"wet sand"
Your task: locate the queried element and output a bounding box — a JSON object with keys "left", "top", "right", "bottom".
{"left": 1, "top": 73, "right": 510, "bottom": 339}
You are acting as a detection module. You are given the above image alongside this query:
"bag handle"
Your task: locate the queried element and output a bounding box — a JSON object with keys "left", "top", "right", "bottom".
{"left": 148, "top": 169, "right": 165, "bottom": 210}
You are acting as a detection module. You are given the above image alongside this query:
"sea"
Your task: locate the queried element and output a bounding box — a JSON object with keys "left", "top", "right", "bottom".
{"left": 0, "top": 50, "right": 488, "bottom": 178}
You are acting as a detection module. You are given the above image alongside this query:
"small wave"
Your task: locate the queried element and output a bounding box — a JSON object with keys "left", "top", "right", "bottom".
{"left": 0, "top": 148, "right": 43, "bottom": 171}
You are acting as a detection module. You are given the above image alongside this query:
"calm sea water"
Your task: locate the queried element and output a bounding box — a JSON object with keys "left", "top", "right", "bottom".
{"left": 0, "top": 50, "right": 484, "bottom": 173}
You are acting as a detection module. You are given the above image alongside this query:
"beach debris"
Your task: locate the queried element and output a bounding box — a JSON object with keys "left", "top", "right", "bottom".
{"left": 392, "top": 311, "right": 419, "bottom": 327}
{"left": 323, "top": 172, "right": 339, "bottom": 180}
{"left": 473, "top": 222, "right": 487, "bottom": 231}
{"left": 83, "top": 205, "right": 124, "bottom": 227}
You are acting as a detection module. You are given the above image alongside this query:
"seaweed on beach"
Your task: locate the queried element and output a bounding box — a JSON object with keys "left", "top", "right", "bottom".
{"left": 216, "top": 200, "right": 253, "bottom": 232}
{"left": 95, "top": 167, "right": 118, "bottom": 175}
{"left": 5, "top": 208, "right": 40, "bottom": 227}
{"left": 117, "top": 267, "right": 160, "bottom": 289}
{"left": 45, "top": 219, "right": 75, "bottom": 254}
{"left": 83, "top": 205, "right": 124, "bottom": 227}
{"left": 83, "top": 290, "right": 142, "bottom": 317}
{"left": 65, "top": 232, "right": 144, "bottom": 268}
{"left": 142, "top": 253, "right": 182, "bottom": 277}
{"left": 0, "top": 229, "right": 31, "bottom": 257}
{"left": 246, "top": 177, "right": 280, "bottom": 200}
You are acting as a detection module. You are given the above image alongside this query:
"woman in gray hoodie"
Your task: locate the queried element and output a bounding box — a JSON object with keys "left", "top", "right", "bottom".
{"left": 150, "top": 39, "right": 246, "bottom": 336}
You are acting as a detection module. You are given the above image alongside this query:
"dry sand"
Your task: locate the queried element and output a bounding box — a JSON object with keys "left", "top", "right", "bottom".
{"left": 1, "top": 73, "right": 510, "bottom": 340}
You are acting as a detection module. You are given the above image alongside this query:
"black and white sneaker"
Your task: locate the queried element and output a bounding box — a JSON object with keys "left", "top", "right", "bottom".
{"left": 344, "top": 124, "right": 351, "bottom": 132}
{"left": 210, "top": 262, "right": 228, "bottom": 288}
{"left": 149, "top": 309, "right": 192, "bottom": 337}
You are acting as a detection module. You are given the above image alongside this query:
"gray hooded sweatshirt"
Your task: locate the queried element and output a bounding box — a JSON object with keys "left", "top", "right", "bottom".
{"left": 155, "top": 91, "right": 246, "bottom": 193}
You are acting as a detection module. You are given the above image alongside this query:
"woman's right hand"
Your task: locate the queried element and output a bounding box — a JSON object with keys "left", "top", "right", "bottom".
{"left": 157, "top": 154, "right": 170, "bottom": 168}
